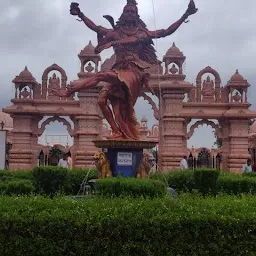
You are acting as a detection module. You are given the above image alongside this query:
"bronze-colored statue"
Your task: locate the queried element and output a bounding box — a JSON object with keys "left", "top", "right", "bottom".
{"left": 93, "top": 152, "right": 112, "bottom": 178}
{"left": 53, "top": 0, "right": 198, "bottom": 140}
{"left": 137, "top": 153, "right": 152, "bottom": 178}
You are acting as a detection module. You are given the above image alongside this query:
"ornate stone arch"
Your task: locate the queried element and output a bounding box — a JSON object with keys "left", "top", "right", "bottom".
{"left": 140, "top": 92, "right": 159, "bottom": 120}
{"left": 151, "top": 124, "right": 159, "bottom": 137}
{"left": 41, "top": 64, "right": 68, "bottom": 99}
{"left": 196, "top": 66, "right": 221, "bottom": 102}
{"left": 187, "top": 119, "right": 221, "bottom": 139}
{"left": 42, "top": 63, "right": 67, "bottom": 80}
{"left": 38, "top": 116, "right": 74, "bottom": 137}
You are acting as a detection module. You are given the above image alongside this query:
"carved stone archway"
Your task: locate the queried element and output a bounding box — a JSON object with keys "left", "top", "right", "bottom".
{"left": 38, "top": 116, "right": 74, "bottom": 137}
{"left": 196, "top": 66, "right": 221, "bottom": 103}
{"left": 187, "top": 119, "right": 222, "bottom": 139}
{"left": 41, "top": 64, "right": 68, "bottom": 99}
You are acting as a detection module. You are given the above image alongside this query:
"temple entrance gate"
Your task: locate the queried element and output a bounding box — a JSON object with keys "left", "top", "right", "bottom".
{"left": 3, "top": 42, "right": 256, "bottom": 172}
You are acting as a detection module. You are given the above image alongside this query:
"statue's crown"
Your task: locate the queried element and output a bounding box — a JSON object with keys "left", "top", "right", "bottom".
{"left": 126, "top": 0, "right": 137, "bottom": 6}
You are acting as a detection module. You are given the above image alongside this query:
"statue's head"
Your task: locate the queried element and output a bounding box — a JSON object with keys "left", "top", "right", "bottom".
{"left": 117, "top": 0, "right": 142, "bottom": 27}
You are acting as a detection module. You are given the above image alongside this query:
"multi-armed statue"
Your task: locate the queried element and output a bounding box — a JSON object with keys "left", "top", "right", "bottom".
{"left": 53, "top": 0, "right": 198, "bottom": 140}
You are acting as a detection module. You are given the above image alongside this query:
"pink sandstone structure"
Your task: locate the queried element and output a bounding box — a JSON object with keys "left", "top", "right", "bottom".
{"left": 2, "top": 42, "right": 256, "bottom": 173}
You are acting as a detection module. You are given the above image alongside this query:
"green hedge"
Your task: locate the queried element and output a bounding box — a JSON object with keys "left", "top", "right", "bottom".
{"left": 1, "top": 195, "right": 256, "bottom": 255}
{"left": 243, "top": 172, "right": 256, "bottom": 178}
{"left": 0, "top": 170, "right": 33, "bottom": 182}
{"left": 218, "top": 173, "right": 256, "bottom": 195}
{"left": 64, "top": 168, "right": 98, "bottom": 195}
{"left": 96, "top": 177, "right": 167, "bottom": 198}
{"left": 33, "top": 166, "right": 68, "bottom": 196}
{"left": 151, "top": 170, "right": 256, "bottom": 195}
{"left": 194, "top": 168, "right": 220, "bottom": 196}
{"left": 0, "top": 179, "right": 34, "bottom": 195}
{"left": 32, "top": 167, "right": 97, "bottom": 196}
{"left": 150, "top": 170, "right": 195, "bottom": 192}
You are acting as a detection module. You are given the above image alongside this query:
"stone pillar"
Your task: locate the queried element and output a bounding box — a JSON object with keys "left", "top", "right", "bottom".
{"left": 31, "top": 116, "right": 43, "bottom": 168}
{"left": 158, "top": 88, "right": 187, "bottom": 171}
{"left": 9, "top": 115, "right": 34, "bottom": 170}
{"left": 219, "top": 119, "right": 230, "bottom": 171}
{"left": 73, "top": 88, "right": 102, "bottom": 168}
{"left": 228, "top": 119, "right": 250, "bottom": 173}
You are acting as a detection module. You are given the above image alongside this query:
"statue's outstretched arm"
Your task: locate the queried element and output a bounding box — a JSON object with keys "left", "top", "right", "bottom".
{"left": 148, "top": 0, "right": 198, "bottom": 39}
{"left": 70, "top": 3, "right": 112, "bottom": 35}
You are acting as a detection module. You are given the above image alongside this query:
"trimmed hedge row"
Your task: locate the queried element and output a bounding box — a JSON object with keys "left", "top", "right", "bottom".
{"left": 150, "top": 170, "right": 195, "bottom": 192}
{"left": 218, "top": 173, "right": 256, "bottom": 195}
{"left": 1, "top": 168, "right": 166, "bottom": 198}
{"left": 151, "top": 169, "right": 256, "bottom": 195}
{"left": 96, "top": 177, "right": 167, "bottom": 198}
{"left": 0, "top": 168, "right": 97, "bottom": 196}
{"left": 1, "top": 195, "right": 256, "bottom": 255}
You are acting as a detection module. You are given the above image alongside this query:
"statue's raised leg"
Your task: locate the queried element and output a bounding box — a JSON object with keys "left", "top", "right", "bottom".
{"left": 52, "top": 71, "right": 119, "bottom": 97}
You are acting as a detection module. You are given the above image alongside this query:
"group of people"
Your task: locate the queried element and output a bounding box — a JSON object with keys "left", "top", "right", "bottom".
{"left": 57, "top": 153, "right": 256, "bottom": 173}
{"left": 58, "top": 153, "right": 72, "bottom": 169}
{"left": 180, "top": 155, "right": 256, "bottom": 173}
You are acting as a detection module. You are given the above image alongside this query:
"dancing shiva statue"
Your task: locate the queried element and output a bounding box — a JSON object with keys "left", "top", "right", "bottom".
{"left": 53, "top": 0, "right": 198, "bottom": 140}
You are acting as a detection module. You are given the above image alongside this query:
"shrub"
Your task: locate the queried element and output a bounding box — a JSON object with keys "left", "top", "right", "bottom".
{"left": 32, "top": 166, "right": 68, "bottom": 196}
{"left": 0, "top": 195, "right": 256, "bottom": 255}
{"left": 217, "top": 174, "right": 256, "bottom": 195}
{"left": 96, "top": 177, "right": 167, "bottom": 198}
{"left": 0, "top": 179, "right": 34, "bottom": 195}
{"left": 242, "top": 172, "right": 256, "bottom": 178}
{"left": 0, "top": 170, "right": 33, "bottom": 182}
{"left": 150, "top": 170, "right": 195, "bottom": 193}
{"left": 64, "top": 168, "right": 98, "bottom": 195}
{"left": 194, "top": 168, "right": 220, "bottom": 196}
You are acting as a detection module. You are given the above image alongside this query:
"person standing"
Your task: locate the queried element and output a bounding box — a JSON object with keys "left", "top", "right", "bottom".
{"left": 180, "top": 156, "right": 188, "bottom": 170}
{"left": 242, "top": 159, "right": 252, "bottom": 173}
{"left": 67, "top": 152, "right": 73, "bottom": 170}
{"left": 58, "top": 154, "right": 68, "bottom": 168}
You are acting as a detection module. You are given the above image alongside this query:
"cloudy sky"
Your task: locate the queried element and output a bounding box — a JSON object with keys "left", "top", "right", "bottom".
{"left": 1, "top": 0, "right": 256, "bottom": 148}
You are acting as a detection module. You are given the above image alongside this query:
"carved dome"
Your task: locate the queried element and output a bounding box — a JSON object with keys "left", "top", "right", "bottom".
{"left": 79, "top": 41, "right": 98, "bottom": 56}
{"left": 0, "top": 111, "right": 13, "bottom": 130}
{"left": 165, "top": 42, "right": 184, "bottom": 57}
{"left": 141, "top": 116, "right": 148, "bottom": 122}
{"left": 230, "top": 70, "right": 245, "bottom": 81}
{"left": 12, "top": 66, "right": 36, "bottom": 84}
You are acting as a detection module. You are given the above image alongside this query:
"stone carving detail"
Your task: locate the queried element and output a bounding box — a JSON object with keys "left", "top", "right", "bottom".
{"left": 201, "top": 76, "right": 215, "bottom": 103}
{"left": 220, "top": 87, "right": 229, "bottom": 103}
{"left": 188, "top": 87, "right": 196, "bottom": 102}
{"left": 152, "top": 125, "right": 159, "bottom": 137}
{"left": 85, "top": 62, "right": 95, "bottom": 73}
{"left": 20, "top": 87, "right": 31, "bottom": 99}
{"left": 187, "top": 119, "right": 221, "bottom": 139}
{"left": 38, "top": 116, "right": 74, "bottom": 137}
{"left": 140, "top": 92, "right": 159, "bottom": 120}
{"left": 48, "top": 73, "right": 61, "bottom": 100}
{"left": 169, "top": 64, "right": 179, "bottom": 74}
{"left": 196, "top": 67, "right": 221, "bottom": 102}
{"left": 232, "top": 91, "right": 242, "bottom": 103}
{"left": 42, "top": 64, "right": 68, "bottom": 100}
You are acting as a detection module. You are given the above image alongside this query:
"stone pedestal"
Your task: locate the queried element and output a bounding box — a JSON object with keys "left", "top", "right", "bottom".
{"left": 93, "top": 140, "right": 157, "bottom": 177}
